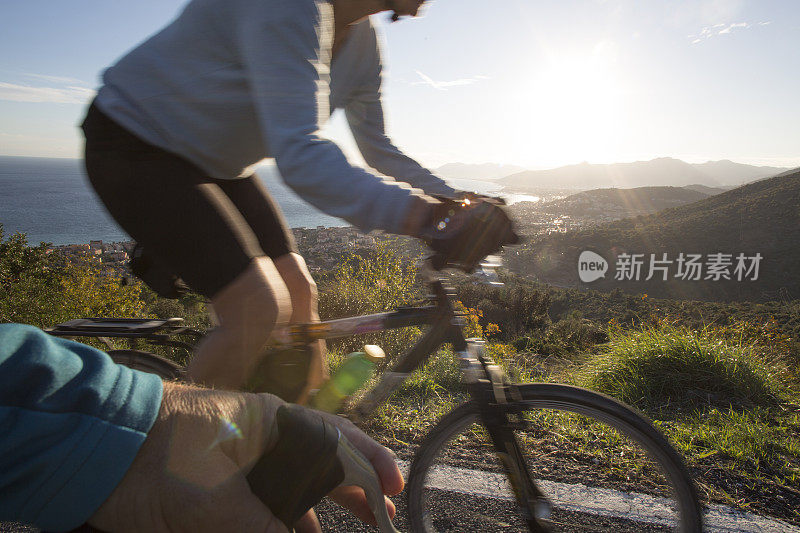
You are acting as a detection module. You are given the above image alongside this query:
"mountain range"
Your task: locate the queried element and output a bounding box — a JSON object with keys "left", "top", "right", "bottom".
{"left": 506, "top": 169, "right": 800, "bottom": 302}
{"left": 497, "top": 158, "right": 789, "bottom": 190}
{"left": 433, "top": 163, "right": 527, "bottom": 181}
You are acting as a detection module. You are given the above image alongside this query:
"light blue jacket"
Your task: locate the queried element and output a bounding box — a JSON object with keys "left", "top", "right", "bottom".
{"left": 94, "top": 0, "right": 454, "bottom": 234}
{"left": 0, "top": 324, "right": 162, "bottom": 532}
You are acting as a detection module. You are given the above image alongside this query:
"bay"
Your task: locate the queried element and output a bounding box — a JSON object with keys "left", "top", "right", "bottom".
{"left": 0, "top": 156, "right": 348, "bottom": 246}
{"left": 0, "top": 156, "right": 534, "bottom": 246}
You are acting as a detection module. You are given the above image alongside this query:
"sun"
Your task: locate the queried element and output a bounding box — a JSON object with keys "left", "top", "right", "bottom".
{"left": 518, "top": 43, "right": 629, "bottom": 165}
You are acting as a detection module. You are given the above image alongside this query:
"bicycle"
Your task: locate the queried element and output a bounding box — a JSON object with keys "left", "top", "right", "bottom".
{"left": 47, "top": 257, "right": 704, "bottom": 532}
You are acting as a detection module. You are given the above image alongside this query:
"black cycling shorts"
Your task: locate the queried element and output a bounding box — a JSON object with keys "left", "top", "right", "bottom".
{"left": 81, "top": 102, "right": 297, "bottom": 299}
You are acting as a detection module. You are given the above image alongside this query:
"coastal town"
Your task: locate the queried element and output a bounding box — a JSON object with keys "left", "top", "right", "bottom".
{"left": 45, "top": 200, "right": 601, "bottom": 276}
{"left": 48, "top": 225, "right": 428, "bottom": 275}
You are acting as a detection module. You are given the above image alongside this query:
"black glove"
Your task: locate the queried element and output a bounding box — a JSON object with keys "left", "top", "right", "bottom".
{"left": 420, "top": 198, "right": 519, "bottom": 271}
{"left": 454, "top": 190, "right": 506, "bottom": 206}
{"left": 246, "top": 405, "right": 344, "bottom": 529}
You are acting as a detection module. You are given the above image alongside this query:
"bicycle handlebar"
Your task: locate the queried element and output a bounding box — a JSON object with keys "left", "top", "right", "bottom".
{"left": 421, "top": 197, "right": 520, "bottom": 273}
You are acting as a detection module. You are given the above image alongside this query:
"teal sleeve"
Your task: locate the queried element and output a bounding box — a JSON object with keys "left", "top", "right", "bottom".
{"left": 0, "top": 323, "right": 163, "bottom": 532}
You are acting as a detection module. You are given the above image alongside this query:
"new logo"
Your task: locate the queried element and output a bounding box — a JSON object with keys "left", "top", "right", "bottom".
{"left": 578, "top": 251, "right": 608, "bottom": 283}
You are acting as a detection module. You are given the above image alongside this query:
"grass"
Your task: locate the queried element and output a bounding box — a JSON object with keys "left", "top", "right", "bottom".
{"left": 575, "top": 322, "right": 790, "bottom": 411}
{"left": 339, "top": 319, "right": 800, "bottom": 522}
{"left": 664, "top": 407, "right": 800, "bottom": 479}
{"left": 569, "top": 322, "right": 799, "bottom": 518}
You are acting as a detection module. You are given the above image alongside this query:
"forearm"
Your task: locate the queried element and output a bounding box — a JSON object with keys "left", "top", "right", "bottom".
{"left": 362, "top": 140, "right": 456, "bottom": 197}
{"left": 346, "top": 102, "right": 455, "bottom": 197}
{"left": 0, "top": 324, "right": 163, "bottom": 531}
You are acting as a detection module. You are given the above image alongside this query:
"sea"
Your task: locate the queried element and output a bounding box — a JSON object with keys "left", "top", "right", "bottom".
{"left": 0, "top": 156, "right": 538, "bottom": 246}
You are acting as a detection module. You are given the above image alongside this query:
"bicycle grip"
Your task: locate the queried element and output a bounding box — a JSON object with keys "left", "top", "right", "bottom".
{"left": 246, "top": 404, "right": 344, "bottom": 528}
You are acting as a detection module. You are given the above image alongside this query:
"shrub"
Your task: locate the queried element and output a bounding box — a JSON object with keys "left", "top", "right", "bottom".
{"left": 397, "top": 347, "right": 463, "bottom": 398}
{"left": 510, "top": 318, "right": 607, "bottom": 358}
{"left": 0, "top": 230, "right": 144, "bottom": 328}
{"left": 544, "top": 318, "right": 608, "bottom": 354}
{"left": 579, "top": 322, "right": 790, "bottom": 410}
{"left": 318, "top": 244, "right": 422, "bottom": 358}
{"left": 454, "top": 279, "right": 551, "bottom": 339}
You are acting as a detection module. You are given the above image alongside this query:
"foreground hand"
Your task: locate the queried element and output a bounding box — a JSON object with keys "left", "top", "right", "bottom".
{"left": 89, "top": 382, "right": 402, "bottom": 532}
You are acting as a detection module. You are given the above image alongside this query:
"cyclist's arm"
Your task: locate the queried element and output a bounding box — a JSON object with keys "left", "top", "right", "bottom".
{"left": 236, "top": 0, "right": 433, "bottom": 234}
{"left": 0, "top": 324, "right": 163, "bottom": 531}
{"left": 344, "top": 23, "right": 457, "bottom": 198}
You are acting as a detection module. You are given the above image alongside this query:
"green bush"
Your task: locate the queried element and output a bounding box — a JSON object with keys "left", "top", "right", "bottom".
{"left": 578, "top": 322, "right": 790, "bottom": 410}
{"left": 396, "top": 347, "right": 463, "bottom": 398}
{"left": 318, "top": 244, "right": 423, "bottom": 359}
{"left": 544, "top": 317, "right": 608, "bottom": 354}
{"left": 0, "top": 228, "right": 144, "bottom": 328}
{"left": 453, "top": 278, "right": 551, "bottom": 339}
{"left": 510, "top": 317, "right": 608, "bottom": 358}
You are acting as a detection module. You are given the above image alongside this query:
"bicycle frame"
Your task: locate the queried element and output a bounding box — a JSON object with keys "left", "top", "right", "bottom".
{"left": 278, "top": 274, "right": 549, "bottom": 529}
{"left": 47, "top": 272, "right": 550, "bottom": 530}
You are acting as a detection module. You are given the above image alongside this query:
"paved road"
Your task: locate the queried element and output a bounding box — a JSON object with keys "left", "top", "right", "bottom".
{"left": 4, "top": 461, "right": 798, "bottom": 532}
{"left": 316, "top": 460, "right": 800, "bottom": 532}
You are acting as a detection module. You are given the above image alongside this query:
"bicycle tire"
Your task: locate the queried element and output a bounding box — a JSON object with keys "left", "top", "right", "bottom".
{"left": 407, "top": 383, "right": 703, "bottom": 532}
{"left": 107, "top": 349, "right": 184, "bottom": 380}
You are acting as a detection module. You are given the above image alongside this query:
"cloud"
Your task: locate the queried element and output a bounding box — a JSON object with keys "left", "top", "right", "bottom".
{"left": 0, "top": 82, "right": 95, "bottom": 104}
{"left": 413, "top": 70, "right": 489, "bottom": 91}
{"left": 23, "top": 73, "right": 89, "bottom": 85}
{"left": 718, "top": 22, "right": 748, "bottom": 34}
{"left": 689, "top": 20, "right": 768, "bottom": 44}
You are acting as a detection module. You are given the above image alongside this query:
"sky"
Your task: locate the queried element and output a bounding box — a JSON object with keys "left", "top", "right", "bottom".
{"left": 1, "top": 0, "right": 799, "bottom": 170}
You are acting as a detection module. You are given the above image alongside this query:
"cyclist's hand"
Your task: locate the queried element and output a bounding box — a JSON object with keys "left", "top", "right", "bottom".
{"left": 88, "top": 382, "right": 402, "bottom": 532}
{"left": 449, "top": 190, "right": 507, "bottom": 206}
{"left": 421, "top": 197, "right": 520, "bottom": 271}
{"left": 89, "top": 382, "right": 289, "bottom": 532}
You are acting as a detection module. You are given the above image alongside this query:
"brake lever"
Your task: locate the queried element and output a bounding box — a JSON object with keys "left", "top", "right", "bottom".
{"left": 336, "top": 430, "right": 401, "bottom": 533}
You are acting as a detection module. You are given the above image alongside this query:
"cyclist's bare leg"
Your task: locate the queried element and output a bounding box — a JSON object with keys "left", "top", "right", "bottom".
{"left": 273, "top": 252, "right": 327, "bottom": 404}
{"left": 187, "top": 256, "right": 291, "bottom": 390}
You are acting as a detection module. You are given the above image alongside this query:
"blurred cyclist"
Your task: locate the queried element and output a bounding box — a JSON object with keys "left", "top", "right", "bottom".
{"left": 82, "top": 0, "right": 515, "bottom": 398}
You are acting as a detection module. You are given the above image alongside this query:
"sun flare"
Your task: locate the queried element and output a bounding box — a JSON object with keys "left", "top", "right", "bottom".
{"left": 520, "top": 44, "right": 629, "bottom": 164}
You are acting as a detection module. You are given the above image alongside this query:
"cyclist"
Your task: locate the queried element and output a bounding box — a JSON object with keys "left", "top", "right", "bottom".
{"left": 82, "top": 0, "right": 515, "bottom": 403}
{"left": 0, "top": 323, "right": 403, "bottom": 532}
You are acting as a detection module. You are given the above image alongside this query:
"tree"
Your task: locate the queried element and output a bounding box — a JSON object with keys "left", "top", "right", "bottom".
{"left": 0, "top": 227, "right": 144, "bottom": 328}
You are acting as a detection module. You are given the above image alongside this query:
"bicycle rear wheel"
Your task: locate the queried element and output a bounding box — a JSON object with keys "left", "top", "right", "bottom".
{"left": 407, "top": 384, "right": 703, "bottom": 532}
{"left": 108, "top": 349, "right": 184, "bottom": 380}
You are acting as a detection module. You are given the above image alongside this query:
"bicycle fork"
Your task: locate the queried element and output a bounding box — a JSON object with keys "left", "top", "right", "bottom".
{"left": 464, "top": 341, "right": 552, "bottom": 532}
{"left": 480, "top": 404, "right": 553, "bottom": 532}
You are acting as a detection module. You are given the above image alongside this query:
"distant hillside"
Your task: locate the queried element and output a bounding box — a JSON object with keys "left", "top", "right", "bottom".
{"left": 776, "top": 167, "right": 800, "bottom": 177}
{"left": 693, "top": 160, "right": 787, "bottom": 185}
{"left": 682, "top": 184, "right": 729, "bottom": 196}
{"left": 500, "top": 158, "right": 787, "bottom": 191}
{"left": 537, "top": 186, "right": 710, "bottom": 220}
{"left": 506, "top": 170, "right": 800, "bottom": 302}
{"left": 434, "top": 162, "right": 527, "bottom": 181}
